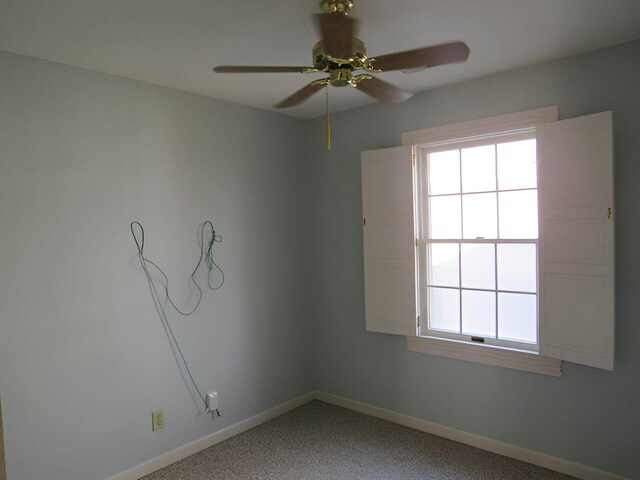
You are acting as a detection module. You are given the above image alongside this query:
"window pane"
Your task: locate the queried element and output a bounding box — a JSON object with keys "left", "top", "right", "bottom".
{"left": 498, "top": 293, "right": 537, "bottom": 343}
{"left": 462, "top": 193, "right": 497, "bottom": 239}
{"left": 462, "top": 290, "right": 496, "bottom": 338}
{"left": 428, "top": 243, "right": 459, "bottom": 287}
{"left": 498, "top": 190, "right": 538, "bottom": 239}
{"left": 497, "top": 244, "right": 537, "bottom": 293}
{"left": 428, "top": 149, "right": 460, "bottom": 195}
{"left": 428, "top": 287, "right": 460, "bottom": 333}
{"left": 429, "top": 195, "right": 461, "bottom": 239}
{"left": 461, "top": 244, "right": 495, "bottom": 290}
{"left": 461, "top": 145, "right": 496, "bottom": 193}
{"left": 497, "top": 139, "right": 537, "bottom": 191}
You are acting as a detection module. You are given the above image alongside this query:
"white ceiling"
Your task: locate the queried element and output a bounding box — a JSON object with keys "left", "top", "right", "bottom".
{"left": 1, "top": 0, "right": 640, "bottom": 119}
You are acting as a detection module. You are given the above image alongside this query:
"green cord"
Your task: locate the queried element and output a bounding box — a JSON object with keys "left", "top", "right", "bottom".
{"left": 130, "top": 221, "right": 224, "bottom": 408}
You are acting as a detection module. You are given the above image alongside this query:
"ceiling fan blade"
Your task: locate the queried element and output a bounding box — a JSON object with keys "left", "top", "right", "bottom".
{"left": 213, "top": 66, "right": 310, "bottom": 73}
{"left": 275, "top": 81, "right": 326, "bottom": 108}
{"left": 355, "top": 76, "right": 414, "bottom": 104}
{"left": 371, "top": 42, "right": 470, "bottom": 72}
{"left": 314, "top": 13, "right": 358, "bottom": 60}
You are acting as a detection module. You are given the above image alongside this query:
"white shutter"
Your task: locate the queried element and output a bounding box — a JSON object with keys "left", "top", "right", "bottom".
{"left": 361, "top": 146, "right": 418, "bottom": 336}
{"left": 537, "top": 111, "right": 614, "bottom": 370}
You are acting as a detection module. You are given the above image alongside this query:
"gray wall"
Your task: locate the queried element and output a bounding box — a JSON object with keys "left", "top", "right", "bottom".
{"left": 2, "top": 39, "right": 640, "bottom": 480}
{"left": 306, "top": 40, "right": 640, "bottom": 479}
{"left": 0, "top": 51, "right": 313, "bottom": 480}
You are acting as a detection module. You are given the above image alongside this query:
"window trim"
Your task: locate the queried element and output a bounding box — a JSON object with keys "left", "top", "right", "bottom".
{"left": 402, "top": 107, "right": 559, "bottom": 374}
{"left": 401, "top": 107, "right": 558, "bottom": 146}
{"left": 407, "top": 336, "right": 562, "bottom": 377}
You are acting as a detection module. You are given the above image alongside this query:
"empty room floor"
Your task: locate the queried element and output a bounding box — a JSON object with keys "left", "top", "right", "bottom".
{"left": 143, "top": 401, "right": 575, "bottom": 479}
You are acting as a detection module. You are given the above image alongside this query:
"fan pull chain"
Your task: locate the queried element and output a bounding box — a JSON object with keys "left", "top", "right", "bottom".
{"left": 325, "top": 85, "right": 331, "bottom": 150}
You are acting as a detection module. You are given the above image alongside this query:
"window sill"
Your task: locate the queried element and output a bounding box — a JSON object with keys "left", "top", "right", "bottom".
{"left": 406, "top": 336, "right": 562, "bottom": 377}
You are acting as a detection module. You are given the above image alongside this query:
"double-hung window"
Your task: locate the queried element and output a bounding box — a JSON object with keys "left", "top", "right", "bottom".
{"left": 419, "top": 135, "right": 539, "bottom": 351}
{"left": 361, "top": 107, "right": 615, "bottom": 375}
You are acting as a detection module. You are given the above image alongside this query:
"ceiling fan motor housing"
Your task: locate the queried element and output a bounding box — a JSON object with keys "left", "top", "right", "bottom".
{"left": 312, "top": 38, "right": 367, "bottom": 72}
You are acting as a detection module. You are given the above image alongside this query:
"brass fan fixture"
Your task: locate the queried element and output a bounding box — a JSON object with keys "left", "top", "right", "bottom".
{"left": 213, "top": 0, "right": 470, "bottom": 109}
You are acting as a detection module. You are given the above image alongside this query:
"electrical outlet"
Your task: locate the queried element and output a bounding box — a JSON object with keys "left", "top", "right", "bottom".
{"left": 151, "top": 409, "right": 164, "bottom": 431}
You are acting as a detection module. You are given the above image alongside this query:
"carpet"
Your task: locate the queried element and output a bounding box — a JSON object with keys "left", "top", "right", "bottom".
{"left": 143, "top": 400, "right": 575, "bottom": 479}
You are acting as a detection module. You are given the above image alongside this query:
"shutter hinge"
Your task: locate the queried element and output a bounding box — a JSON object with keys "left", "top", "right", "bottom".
{"left": 608, "top": 207, "right": 613, "bottom": 219}
{"left": 412, "top": 154, "right": 416, "bottom": 166}
{"left": 415, "top": 237, "right": 419, "bottom": 247}
{"left": 363, "top": 217, "right": 366, "bottom": 226}
{"left": 417, "top": 315, "right": 420, "bottom": 327}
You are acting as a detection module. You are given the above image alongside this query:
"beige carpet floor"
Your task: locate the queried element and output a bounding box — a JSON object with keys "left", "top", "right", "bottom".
{"left": 143, "top": 400, "right": 575, "bottom": 479}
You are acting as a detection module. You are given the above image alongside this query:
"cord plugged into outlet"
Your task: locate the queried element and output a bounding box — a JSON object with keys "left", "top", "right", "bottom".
{"left": 205, "top": 391, "right": 220, "bottom": 417}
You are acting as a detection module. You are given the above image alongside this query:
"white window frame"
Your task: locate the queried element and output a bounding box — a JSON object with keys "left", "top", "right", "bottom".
{"left": 416, "top": 130, "right": 539, "bottom": 352}
{"left": 401, "top": 107, "right": 560, "bottom": 375}
{"left": 362, "top": 106, "right": 614, "bottom": 376}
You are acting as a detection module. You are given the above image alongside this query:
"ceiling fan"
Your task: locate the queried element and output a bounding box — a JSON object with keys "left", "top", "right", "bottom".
{"left": 213, "top": 0, "right": 470, "bottom": 109}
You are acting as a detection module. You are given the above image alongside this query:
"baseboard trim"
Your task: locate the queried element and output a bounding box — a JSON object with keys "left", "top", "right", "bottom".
{"left": 105, "top": 391, "right": 316, "bottom": 480}
{"left": 314, "top": 391, "right": 627, "bottom": 480}
{"left": 106, "top": 389, "right": 627, "bottom": 480}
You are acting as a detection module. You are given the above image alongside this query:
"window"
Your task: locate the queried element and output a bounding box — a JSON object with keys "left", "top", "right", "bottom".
{"left": 418, "top": 135, "right": 539, "bottom": 351}
{"left": 361, "top": 107, "right": 614, "bottom": 375}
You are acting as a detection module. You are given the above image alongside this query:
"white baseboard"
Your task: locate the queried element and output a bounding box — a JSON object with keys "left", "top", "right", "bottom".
{"left": 106, "top": 389, "right": 627, "bottom": 480}
{"left": 314, "top": 391, "right": 628, "bottom": 480}
{"left": 105, "top": 391, "right": 316, "bottom": 480}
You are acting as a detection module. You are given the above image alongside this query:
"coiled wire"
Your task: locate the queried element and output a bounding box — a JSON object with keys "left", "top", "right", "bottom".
{"left": 130, "top": 221, "right": 224, "bottom": 408}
